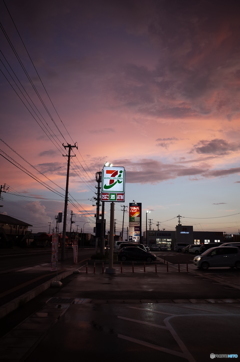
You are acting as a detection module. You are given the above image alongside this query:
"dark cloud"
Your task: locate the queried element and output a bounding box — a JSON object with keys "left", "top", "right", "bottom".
{"left": 39, "top": 150, "right": 58, "bottom": 157}
{"left": 192, "top": 139, "right": 240, "bottom": 155}
{"left": 37, "top": 162, "right": 64, "bottom": 174}
{"left": 37, "top": 162, "right": 77, "bottom": 177}
{"left": 213, "top": 203, "right": 226, "bottom": 205}
{"left": 204, "top": 167, "right": 240, "bottom": 178}
{"left": 112, "top": 158, "right": 207, "bottom": 184}
{"left": 156, "top": 137, "right": 178, "bottom": 148}
{"left": 89, "top": 128, "right": 114, "bottom": 134}
{"left": 5, "top": 0, "right": 240, "bottom": 121}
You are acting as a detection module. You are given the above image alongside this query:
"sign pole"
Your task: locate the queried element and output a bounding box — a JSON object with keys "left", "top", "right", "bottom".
{"left": 105, "top": 201, "right": 116, "bottom": 274}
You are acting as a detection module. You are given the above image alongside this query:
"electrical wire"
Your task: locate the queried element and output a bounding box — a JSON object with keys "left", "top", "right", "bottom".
{"left": 0, "top": 3, "right": 101, "bottom": 222}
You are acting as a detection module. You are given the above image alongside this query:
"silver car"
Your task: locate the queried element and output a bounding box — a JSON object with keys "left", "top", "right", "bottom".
{"left": 193, "top": 246, "right": 240, "bottom": 270}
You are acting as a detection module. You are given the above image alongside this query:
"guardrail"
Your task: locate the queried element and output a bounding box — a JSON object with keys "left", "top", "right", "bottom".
{"left": 83, "top": 261, "right": 190, "bottom": 274}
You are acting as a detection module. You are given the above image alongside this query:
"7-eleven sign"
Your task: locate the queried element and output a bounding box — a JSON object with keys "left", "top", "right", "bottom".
{"left": 101, "top": 166, "right": 125, "bottom": 202}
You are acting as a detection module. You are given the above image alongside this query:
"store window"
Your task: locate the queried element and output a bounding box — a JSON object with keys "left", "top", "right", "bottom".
{"left": 194, "top": 239, "right": 200, "bottom": 245}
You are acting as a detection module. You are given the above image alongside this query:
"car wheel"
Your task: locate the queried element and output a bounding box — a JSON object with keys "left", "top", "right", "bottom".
{"left": 201, "top": 262, "right": 209, "bottom": 270}
{"left": 235, "top": 261, "right": 240, "bottom": 270}
{"left": 120, "top": 256, "right": 127, "bottom": 261}
{"left": 146, "top": 257, "right": 153, "bottom": 262}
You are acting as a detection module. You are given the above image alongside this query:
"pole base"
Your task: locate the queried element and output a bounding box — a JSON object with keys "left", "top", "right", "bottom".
{"left": 105, "top": 267, "right": 116, "bottom": 275}
{"left": 51, "top": 281, "right": 63, "bottom": 287}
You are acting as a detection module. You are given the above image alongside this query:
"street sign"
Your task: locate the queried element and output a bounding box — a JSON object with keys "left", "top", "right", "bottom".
{"left": 101, "top": 166, "right": 125, "bottom": 202}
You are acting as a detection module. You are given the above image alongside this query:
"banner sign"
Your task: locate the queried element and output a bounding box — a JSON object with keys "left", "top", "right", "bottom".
{"left": 129, "top": 203, "right": 142, "bottom": 242}
{"left": 72, "top": 239, "right": 78, "bottom": 264}
{"left": 51, "top": 233, "right": 58, "bottom": 271}
{"left": 101, "top": 166, "right": 125, "bottom": 202}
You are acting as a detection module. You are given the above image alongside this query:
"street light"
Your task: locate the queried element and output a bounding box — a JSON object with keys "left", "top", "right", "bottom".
{"left": 146, "top": 210, "right": 151, "bottom": 247}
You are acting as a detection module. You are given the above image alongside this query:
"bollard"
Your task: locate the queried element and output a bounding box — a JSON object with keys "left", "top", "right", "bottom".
{"left": 178, "top": 263, "right": 180, "bottom": 272}
{"left": 86, "top": 262, "right": 88, "bottom": 274}
{"left": 93, "top": 262, "right": 96, "bottom": 274}
{"left": 167, "top": 261, "right": 169, "bottom": 272}
{"left": 102, "top": 262, "right": 104, "bottom": 274}
{"left": 144, "top": 262, "right": 146, "bottom": 273}
{"left": 132, "top": 262, "right": 134, "bottom": 273}
{"left": 121, "top": 262, "right": 123, "bottom": 274}
{"left": 155, "top": 263, "right": 157, "bottom": 273}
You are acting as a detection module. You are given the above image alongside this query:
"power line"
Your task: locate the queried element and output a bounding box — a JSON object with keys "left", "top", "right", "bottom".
{"left": 0, "top": 4, "right": 100, "bottom": 218}
{"left": 0, "top": 150, "right": 65, "bottom": 198}
{"left": 183, "top": 213, "right": 240, "bottom": 219}
{"left": 0, "top": 139, "right": 65, "bottom": 192}
{"left": 1, "top": 3, "right": 97, "bottom": 191}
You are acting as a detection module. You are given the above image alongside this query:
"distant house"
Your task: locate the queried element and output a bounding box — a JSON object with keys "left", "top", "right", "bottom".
{"left": 0, "top": 214, "right": 32, "bottom": 247}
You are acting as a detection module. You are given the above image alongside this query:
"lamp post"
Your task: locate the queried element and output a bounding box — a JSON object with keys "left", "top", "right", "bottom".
{"left": 146, "top": 210, "right": 150, "bottom": 247}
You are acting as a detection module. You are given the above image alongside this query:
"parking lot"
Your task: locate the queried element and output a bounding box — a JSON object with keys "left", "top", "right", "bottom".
{"left": 1, "top": 249, "right": 240, "bottom": 361}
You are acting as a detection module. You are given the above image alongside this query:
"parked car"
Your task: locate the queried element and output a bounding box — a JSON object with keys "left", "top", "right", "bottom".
{"left": 118, "top": 246, "right": 157, "bottom": 262}
{"left": 193, "top": 246, "right": 240, "bottom": 270}
{"left": 221, "top": 242, "right": 240, "bottom": 249}
{"left": 184, "top": 244, "right": 202, "bottom": 254}
{"left": 199, "top": 243, "right": 222, "bottom": 253}
{"left": 159, "top": 244, "right": 168, "bottom": 251}
{"left": 150, "top": 244, "right": 161, "bottom": 251}
{"left": 182, "top": 245, "right": 191, "bottom": 253}
{"left": 174, "top": 243, "right": 189, "bottom": 252}
{"left": 118, "top": 243, "right": 149, "bottom": 252}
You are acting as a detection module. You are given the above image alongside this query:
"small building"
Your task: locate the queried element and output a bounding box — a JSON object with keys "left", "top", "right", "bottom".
{"left": 144, "top": 224, "right": 224, "bottom": 250}
{"left": 0, "top": 214, "right": 32, "bottom": 247}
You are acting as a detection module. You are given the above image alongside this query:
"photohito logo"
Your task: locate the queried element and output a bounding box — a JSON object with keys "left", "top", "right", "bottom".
{"left": 210, "top": 353, "right": 238, "bottom": 359}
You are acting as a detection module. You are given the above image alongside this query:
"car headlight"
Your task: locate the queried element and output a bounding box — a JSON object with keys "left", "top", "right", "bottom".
{"left": 195, "top": 256, "right": 201, "bottom": 261}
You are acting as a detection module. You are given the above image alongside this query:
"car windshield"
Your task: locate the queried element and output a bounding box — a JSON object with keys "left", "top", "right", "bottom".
{"left": 201, "top": 247, "right": 217, "bottom": 256}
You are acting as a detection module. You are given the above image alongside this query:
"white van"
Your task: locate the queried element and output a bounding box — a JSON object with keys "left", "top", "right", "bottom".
{"left": 193, "top": 246, "right": 240, "bottom": 270}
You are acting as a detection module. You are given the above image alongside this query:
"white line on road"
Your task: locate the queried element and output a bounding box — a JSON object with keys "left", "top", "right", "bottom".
{"left": 118, "top": 315, "right": 167, "bottom": 329}
{"left": 164, "top": 316, "right": 197, "bottom": 362}
{"left": 118, "top": 334, "right": 187, "bottom": 359}
{"left": 129, "top": 306, "right": 176, "bottom": 316}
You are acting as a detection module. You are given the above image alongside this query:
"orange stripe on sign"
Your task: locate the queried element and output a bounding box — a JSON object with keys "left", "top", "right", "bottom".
{"left": 106, "top": 170, "right": 116, "bottom": 174}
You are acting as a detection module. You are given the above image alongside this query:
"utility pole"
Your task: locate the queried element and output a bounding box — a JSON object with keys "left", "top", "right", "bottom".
{"left": 61, "top": 143, "right": 77, "bottom": 261}
{"left": 156, "top": 222, "right": 160, "bottom": 231}
{"left": 177, "top": 214, "right": 182, "bottom": 225}
{"left": 121, "top": 205, "right": 128, "bottom": 241}
{"left": 0, "top": 184, "right": 9, "bottom": 207}
{"left": 95, "top": 171, "right": 101, "bottom": 251}
{"left": 149, "top": 218, "right": 152, "bottom": 231}
{"left": 100, "top": 199, "right": 105, "bottom": 254}
{"left": 70, "top": 210, "right": 75, "bottom": 242}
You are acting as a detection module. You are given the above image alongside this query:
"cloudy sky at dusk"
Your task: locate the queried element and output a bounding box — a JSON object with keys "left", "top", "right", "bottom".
{"left": 1, "top": 0, "right": 240, "bottom": 236}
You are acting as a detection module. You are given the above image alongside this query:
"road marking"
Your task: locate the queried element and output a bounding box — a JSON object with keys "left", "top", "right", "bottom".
{"left": 118, "top": 316, "right": 167, "bottom": 329}
{"left": 18, "top": 263, "right": 50, "bottom": 271}
{"left": 118, "top": 334, "right": 187, "bottom": 359}
{"left": 129, "top": 306, "right": 176, "bottom": 315}
{"left": 164, "top": 316, "right": 197, "bottom": 362}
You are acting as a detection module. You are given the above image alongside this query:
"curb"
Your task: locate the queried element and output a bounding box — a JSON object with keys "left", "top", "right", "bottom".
{"left": 0, "top": 269, "right": 75, "bottom": 319}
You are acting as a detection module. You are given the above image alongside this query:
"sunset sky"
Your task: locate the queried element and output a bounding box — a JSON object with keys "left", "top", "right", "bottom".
{"left": 1, "top": 0, "right": 240, "bottom": 237}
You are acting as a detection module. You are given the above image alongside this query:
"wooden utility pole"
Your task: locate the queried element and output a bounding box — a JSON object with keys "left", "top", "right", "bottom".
{"left": 61, "top": 143, "right": 77, "bottom": 261}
